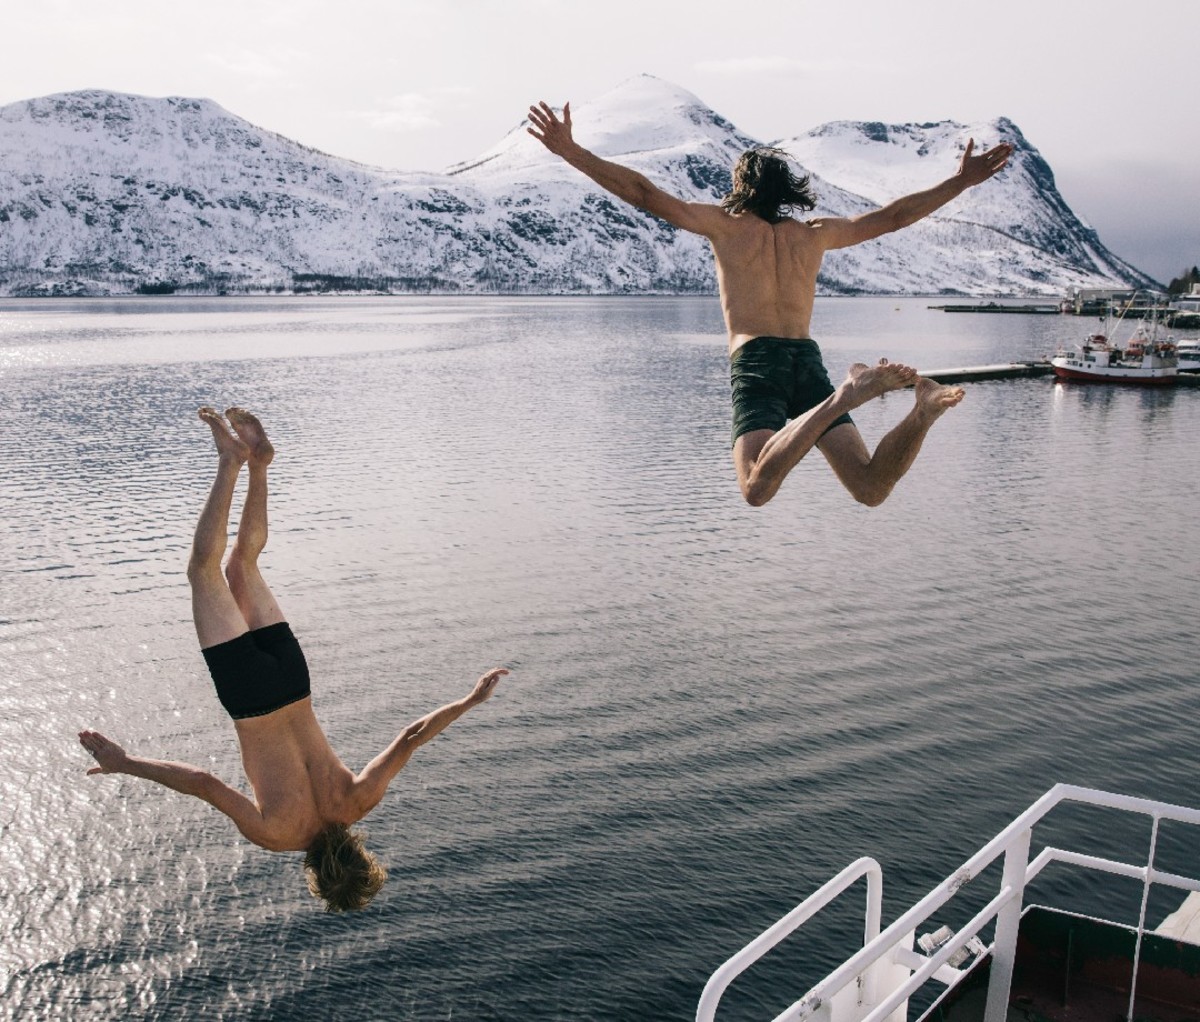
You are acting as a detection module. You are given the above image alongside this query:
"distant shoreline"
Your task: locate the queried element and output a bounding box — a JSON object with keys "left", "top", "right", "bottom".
{"left": 0, "top": 285, "right": 1055, "bottom": 301}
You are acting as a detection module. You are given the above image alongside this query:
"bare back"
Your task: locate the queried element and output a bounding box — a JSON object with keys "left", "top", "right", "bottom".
{"left": 527, "top": 103, "right": 1012, "bottom": 360}
{"left": 234, "top": 698, "right": 357, "bottom": 850}
{"left": 708, "top": 214, "right": 826, "bottom": 355}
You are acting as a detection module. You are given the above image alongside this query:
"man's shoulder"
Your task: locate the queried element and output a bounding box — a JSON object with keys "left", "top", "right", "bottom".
{"left": 779, "top": 216, "right": 835, "bottom": 249}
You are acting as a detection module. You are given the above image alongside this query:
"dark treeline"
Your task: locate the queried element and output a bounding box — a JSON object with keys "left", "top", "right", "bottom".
{"left": 1167, "top": 266, "right": 1200, "bottom": 295}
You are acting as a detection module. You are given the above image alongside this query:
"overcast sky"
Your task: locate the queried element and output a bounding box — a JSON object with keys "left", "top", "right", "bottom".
{"left": 4, "top": 0, "right": 1194, "bottom": 283}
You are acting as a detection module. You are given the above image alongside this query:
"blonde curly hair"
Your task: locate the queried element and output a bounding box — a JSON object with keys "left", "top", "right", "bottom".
{"left": 304, "top": 823, "right": 387, "bottom": 912}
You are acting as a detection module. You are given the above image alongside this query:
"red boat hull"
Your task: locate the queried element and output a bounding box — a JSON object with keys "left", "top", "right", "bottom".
{"left": 1051, "top": 365, "right": 1177, "bottom": 386}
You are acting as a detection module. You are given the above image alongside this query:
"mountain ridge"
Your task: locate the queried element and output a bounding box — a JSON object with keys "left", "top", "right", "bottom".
{"left": 0, "top": 76, "right": 1157, "bottom": 297}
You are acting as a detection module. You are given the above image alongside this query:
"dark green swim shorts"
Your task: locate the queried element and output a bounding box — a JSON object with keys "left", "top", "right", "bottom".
{"left": 729, "top": 336, "right": 854, "bottom": 446}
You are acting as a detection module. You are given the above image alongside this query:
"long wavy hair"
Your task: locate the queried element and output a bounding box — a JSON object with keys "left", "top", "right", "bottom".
{"left": 304, "top": 823, "right": 387, "bottom": 912}
{"left": 721, "top": 147, "right": 816, "bottom": 223}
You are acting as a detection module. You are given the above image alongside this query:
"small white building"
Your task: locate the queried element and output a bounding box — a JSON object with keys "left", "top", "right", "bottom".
{"left": 1064, "top": 287, "right": 1137, "bottom": 314}
{"left": 1173, "top": 283, "right": 1200, "bottom": 313}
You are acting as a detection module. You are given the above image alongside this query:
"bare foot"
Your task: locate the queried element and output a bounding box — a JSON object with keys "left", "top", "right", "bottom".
{"left": 839, "top": 359, "right": 918, "bottom": 410}
{"left": 199, "top": 407, "right": 249, "bottom": 463}
{"left": 225, "top": 407, "right": 274, "bottom": 467}
{"left": 914, "top": 376, "right": 965, "bottom": 420}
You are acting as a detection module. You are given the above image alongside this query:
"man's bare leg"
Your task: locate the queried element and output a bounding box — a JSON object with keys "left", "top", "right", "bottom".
{"left": 819, "top": 376, "right": 965, "bottom": 506}
{"left": 223, "top": 407, "right": 286, "bottom": 631}
{"left": 190, "top": 408, "right": 253, "bottom": 648}
{"left": 734, "top": 360, "right": 918, "bottom": 506}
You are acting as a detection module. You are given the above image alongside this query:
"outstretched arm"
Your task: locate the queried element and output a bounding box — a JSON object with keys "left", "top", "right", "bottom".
{"left": 526, "top": 101, "right": 727, "bottom": 237}
{"left": 813, "top": 138, "right": 1014, "bottom": 250}
{"left": 78, "top": 729, "right": 276, "bottom": 848}
{"left": 350, "top": 668, "right": 507, "bottom": 817}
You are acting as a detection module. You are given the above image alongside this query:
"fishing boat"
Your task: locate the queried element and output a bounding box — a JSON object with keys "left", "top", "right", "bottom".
{"left": 1051, "top": 297, "right": 1178, "bottom": 385}
{"left": 1175, "top": 338, "right": 1200, "bottom": 373}
{"left": 697, "top": 784, "right": 1200, "bottom": 1022}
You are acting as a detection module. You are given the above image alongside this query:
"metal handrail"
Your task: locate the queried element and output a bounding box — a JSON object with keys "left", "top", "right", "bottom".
{"left": 697, "top": 783, "right": 1200, "bottom": 1022}
{"left": 696, "top": 858, "right": 882, "bottom": 1022}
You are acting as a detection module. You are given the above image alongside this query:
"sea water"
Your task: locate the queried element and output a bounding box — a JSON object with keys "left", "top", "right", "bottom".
{"left": 1, "top": 296, "right": 1198, "bottom": 1021}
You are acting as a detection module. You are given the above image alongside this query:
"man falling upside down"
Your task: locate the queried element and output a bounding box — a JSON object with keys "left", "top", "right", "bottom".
{"left": 80, "top": 407, "right": 506, "bottom": 912}
{"left": 527, "top": 101, "right": 1013, "bottom": 507}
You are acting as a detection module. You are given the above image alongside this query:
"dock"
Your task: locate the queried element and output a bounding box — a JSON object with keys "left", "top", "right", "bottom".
{"left": 919, "top": 361, "right": 1200, "bottom": 386}
{"left": 920, "top": 361, "right": 1054, "bottom": 383}
{"left": 928, "top": 302, "right": 1060, "bottom": 315}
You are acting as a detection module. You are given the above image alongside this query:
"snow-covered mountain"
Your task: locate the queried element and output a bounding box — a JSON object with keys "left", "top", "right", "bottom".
{"left": 0, "top": 76, "right": 1155, "bottom": 297}
{"left": 776, "top": 118, "right": 1150, "bottom": 294}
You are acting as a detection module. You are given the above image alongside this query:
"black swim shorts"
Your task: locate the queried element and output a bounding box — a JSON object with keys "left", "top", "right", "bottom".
{"left": 201, "top": 622, "right": 311, "bottom": 720}
{"left": 729, "top": 336, "right": 854, "bottom": 446}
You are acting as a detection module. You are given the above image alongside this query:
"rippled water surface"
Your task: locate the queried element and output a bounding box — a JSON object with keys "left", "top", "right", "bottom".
{"left": 1, "top": 296, "right": 1198, "bottom": 1020}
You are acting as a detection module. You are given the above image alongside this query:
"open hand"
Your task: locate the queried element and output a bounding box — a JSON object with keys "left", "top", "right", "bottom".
{"left": 957, "top": 138, "right": 1014, "bottom": 187}
{"left": 470, "top": 667, "right": 508, "bottom": 705}
{"left": 79, "top": 730, "right": 129, "bottom": 775}
{"left": 526, "top": 101, "right": 574, "bottom": 156}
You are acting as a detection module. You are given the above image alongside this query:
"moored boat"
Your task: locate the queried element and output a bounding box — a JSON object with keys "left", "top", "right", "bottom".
{"left": 1175, "top": 338, "right": 1200, "bottom": 373}
{"left": 1051, "top": 298, "right": 1178, "bottom": 385}
{"left": 1051, "top": 328, "right": 1178, "bottom": 385}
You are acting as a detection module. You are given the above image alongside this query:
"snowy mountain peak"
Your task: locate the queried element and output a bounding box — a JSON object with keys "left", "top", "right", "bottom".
{"left": 0, "top": 83, "right": 1155, "bottom": 297}
{"left": 449, "top": 73, "right": 756, "bottom": 182}
{"left": 568, "top": 74, "right": 757, "bottom": 157}
{"left": 771, "top": 115, "right": 1154, "bottom": 294}
{"left": 10, "top": 90, "right": 245, "bottom": 150}
{"left": 780, "top": 117, "right": 1017, "bottom": 203}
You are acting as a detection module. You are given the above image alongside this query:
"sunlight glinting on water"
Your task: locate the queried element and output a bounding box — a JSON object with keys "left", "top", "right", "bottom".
{"left": 1, "top": 296, "right": 1198, "bottom": 1020}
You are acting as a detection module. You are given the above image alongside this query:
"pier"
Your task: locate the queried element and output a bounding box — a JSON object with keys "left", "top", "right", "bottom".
{"left": 927, "top": 302, "right": 1060, "bottom": 315}
{"left": 919, "top": 361, "right": 1200, "bottom": 386}
{"left": 920, "top": 361, "right": 1054, "bottom": 383}
{"left": 926, "top": 299, "right": 1200, "bottom": 330}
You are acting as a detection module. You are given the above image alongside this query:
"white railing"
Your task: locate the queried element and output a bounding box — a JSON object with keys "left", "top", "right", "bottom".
{"left": 696, "top": 783, "right": 1200, "bottom": 1022}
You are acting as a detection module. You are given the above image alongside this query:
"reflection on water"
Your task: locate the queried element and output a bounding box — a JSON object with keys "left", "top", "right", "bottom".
{"left": 1, "top": 297, "right": 1198, "bottom": 1020}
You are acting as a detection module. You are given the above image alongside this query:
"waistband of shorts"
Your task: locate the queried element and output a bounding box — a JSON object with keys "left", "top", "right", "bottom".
{"left": 200, "top": 621, "right": 293, "bottom": 656}
{"left": 731, "top": 336, "right": 818, "bottom": 360}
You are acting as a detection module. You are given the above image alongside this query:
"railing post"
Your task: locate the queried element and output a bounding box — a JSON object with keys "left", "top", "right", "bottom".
{"left": 1126, "top": 815, "right": 1161, "bottom": 1022}
{"left": 984, "top": 826, "right": 1032, "bottom": 1022}
{"left": 859, "top": 867, "right": 883, "bottom": 1010}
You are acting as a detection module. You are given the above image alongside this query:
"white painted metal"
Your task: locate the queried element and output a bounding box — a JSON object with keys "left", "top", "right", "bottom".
{"left": 982, "top": 828, "right": 1030, "bottom": 1022}
{"left": 695, "top": 858, "right": 883, "bottom": 1022}
{"left": 696, "top": 784, "right": 1200, "bottom": 1022}
{"left": 1126, "top": 815, "right": 1161, "bottom": 1022}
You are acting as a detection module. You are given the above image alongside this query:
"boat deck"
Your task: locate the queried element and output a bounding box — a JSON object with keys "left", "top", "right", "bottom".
{"left": 932, "top": 907, "right": 1200, "bottom": 1022}
{"left": 696, "top": 786, "right": 1200, "bottom": 1022}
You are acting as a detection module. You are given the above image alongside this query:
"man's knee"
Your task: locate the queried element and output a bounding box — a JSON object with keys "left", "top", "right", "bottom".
{"left": 224, "top": 550, "right": 253, "bottom": 586}
{"left": 187, "top": 553, "right": 222, "bottom": 587}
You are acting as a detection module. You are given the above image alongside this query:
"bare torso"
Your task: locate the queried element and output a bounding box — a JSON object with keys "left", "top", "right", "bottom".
{"left": 709, "top": 214, "right": 825, "bottom": 355}
{"left": 234, "top": 698, "right": 357, "bottom": 851}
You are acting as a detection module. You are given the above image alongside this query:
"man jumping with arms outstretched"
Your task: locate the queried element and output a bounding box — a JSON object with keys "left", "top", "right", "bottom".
{"left": 80, "top": 407, "right": 506, "bottom": 912}
{"left": 527, "top": 101, "right": 1013, "bottom": 507}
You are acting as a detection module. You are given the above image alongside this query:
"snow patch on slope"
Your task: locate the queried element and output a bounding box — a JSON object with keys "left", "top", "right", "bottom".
{"left": 0, "top": 79, "right": 1155, "bottom": 297}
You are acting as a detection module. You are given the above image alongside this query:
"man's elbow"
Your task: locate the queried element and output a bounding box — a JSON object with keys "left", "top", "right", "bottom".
{"left": 348, "top": 782, "right": 384, "bottom": 821}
